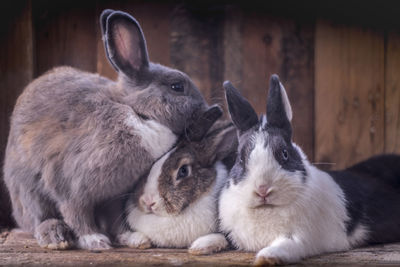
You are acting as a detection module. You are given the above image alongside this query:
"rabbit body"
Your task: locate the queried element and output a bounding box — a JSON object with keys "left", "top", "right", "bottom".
{"left": 210, "top": 76, "right": 400, "bottom": 265}
{"left": 3, "top": 10, "right": 206, "bottom": 250}
{"left": 122, "top": 107, "right": 237, "bottom": 253}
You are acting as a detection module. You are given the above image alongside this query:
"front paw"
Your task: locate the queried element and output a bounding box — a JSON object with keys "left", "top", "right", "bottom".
{"left": 34, "top": 219, "right": 74, "bottom": 250}
{"left": 254, "top": 256, "right": 283, "bottom": 266}
{"left": 189, "top": 233, "right": 228, "bottom": 255}
{"left": 117, "top": 231, "right": 152, "bottom": 249}
{"left": 78, "top": 233, "right": 112, "bottom": 250}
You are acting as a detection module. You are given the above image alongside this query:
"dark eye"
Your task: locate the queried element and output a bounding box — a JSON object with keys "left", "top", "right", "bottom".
{"left": 171, "top": 82, "right": 184, "bottom": 92}
{"left": 177, "top": 164, "right": 190, "bottom": 179}
{"left": 282, "top": 149, "right": 289, "bottom": 161}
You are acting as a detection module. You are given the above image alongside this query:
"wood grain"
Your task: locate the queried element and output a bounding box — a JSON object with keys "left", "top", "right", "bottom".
{"left": 385, "top": 31, "right": 400, "bottom": 154}
{"left": 170, "top": 3, "right": 225, "bottom": 106}
{"left": 239, "top": 11, "right": 315, "bottom": 159}
{"left": 0, "top": 0, "right": 34, "bottom": 228}
{"left": 33, "top": 0, "right": 97, "bottom": 76}
{"left": 315, "top": 20, "right": 385, "bottom": 170}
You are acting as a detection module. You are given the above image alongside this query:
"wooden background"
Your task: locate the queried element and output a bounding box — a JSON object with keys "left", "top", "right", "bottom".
{"left": 1, "top": 0, "right": 399, "bottom": 228}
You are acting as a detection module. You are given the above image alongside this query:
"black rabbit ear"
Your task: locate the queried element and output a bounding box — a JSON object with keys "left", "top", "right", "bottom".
{"left": 185, "top": 105, "right": 223, "bottom": 142}
{"left": 103, "top": 11, "right": 149, "bottom": 77}
{"left": 224, "top": 81, "right": 259, "bottom": 135}
{"left": 266, "top": 74, "right": 293, "bottom": 139}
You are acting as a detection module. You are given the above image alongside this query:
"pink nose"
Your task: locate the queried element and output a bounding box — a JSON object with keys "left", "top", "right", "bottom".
{"left": 140, "top": 195, "right": 156, "bottom": 211}
{"left": 256, "top": 185, "right": 269, "bottom": 198}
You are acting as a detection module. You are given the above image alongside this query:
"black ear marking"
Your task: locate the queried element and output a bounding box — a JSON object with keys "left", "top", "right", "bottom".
{"left": 224, "top": 81, "right": 259, "bottom": 134}
{"left": 266, "top": 74, "right": 292, "bottom": 139}
{"left": 185, "top": 105, "right": 223, "bottom": 141}
{"left": 104, "top": 11, "right": 149, "bottom": 77}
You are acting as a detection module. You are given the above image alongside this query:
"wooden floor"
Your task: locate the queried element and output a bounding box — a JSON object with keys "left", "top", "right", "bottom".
{"left": 1, "top": 230, "right": 400, "bottom": 266}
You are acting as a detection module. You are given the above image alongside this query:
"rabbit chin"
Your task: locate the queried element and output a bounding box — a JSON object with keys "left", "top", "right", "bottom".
{"left": 127, "top": 162, "right": 227, "bottom": 248}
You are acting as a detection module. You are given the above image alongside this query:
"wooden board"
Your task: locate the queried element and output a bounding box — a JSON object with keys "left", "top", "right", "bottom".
{"left": 315, "top": 20, "right": 385, "bottom": 170}
{"left": 3, "top": 230, "right": 400, "bottom": 266}
{"left": 96, "top": 1, "right": 172, "bottom": 81}
{"left": 33, "top": 0, "right": 97, "bottom": 76}
{"left": 170, "top": 3, "right": 225, "bottom": 106}
{"left": 385, "top": 31, "right": 400, "bottom": 154}
{"left": 0, "top": 0, "right": 34, "bottom": 228}
{"left": 224, "top": 8, "right": 315, "bottom": 160}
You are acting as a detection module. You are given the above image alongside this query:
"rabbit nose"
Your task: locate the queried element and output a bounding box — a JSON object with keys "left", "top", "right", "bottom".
{"left": 256, "top": 185, "right": 269, "bottom": 198}
{"left": 140, "top": 195, "right": 156, "bottom": 211}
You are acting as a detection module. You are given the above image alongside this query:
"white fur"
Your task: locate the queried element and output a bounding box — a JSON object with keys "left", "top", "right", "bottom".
{"left": 78, "top": 233, "right": 111, "bottom": 250}
{"left": 125, "top": 113, "right": 177, "bottom": 159}
{"left": 117, "top": 231, "right": 151, "bottom": 248}
{"left": 279, "top": 82, "right": 292, "bottom": 121}
{"left": 127, "top": 162, "right": 228, "bottom": 248}
{"left": 218, "top": 131, "right": 367, "bottom": 263}
{"left": 189, "top": 233, "right": 228, "bottom": 255}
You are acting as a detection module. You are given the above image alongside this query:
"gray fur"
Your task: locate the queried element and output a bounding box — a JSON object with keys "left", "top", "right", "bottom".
{"left": 3, "top": 10, "right": 206, "bottom": 250}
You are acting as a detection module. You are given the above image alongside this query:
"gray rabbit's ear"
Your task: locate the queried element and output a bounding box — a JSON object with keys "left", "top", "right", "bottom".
{"left": 103, "top": 11, "right": 149, "bottom": 77}
{"left": 100, "top": 9, "right": 118, "bottom": 70}
{"left": 266, "top": 74, "right": 293, "bottom": 140}
{"left": 224, "top": 81, "right": 259, "bottom": 135}
{"left": 100, "top": 9, "right": 114, "bottom": 36}
{"left": 185, "top": 105, "right": 223, "bottom": 142}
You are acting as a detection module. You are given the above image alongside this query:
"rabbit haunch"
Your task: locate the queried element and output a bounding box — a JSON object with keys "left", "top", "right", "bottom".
{"left": 3, "top": 9, "right": 206, "bottom": 251}
{"left": 210, "top": 75, "right": 400, "bottom": 265}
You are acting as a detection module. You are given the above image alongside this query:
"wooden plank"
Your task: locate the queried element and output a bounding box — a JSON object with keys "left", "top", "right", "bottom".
{"left": 385, "top": 31, "right": 400, "bottom": 154}
{"left": 33, "top": 0, "right": 97, "bottom": 76}
{"left": 315, "top": 20, "right": 385, "bottom": 170}
{"left": 0, "top": 0, "right": 34, "bottom": 228}
{"left": 239, "top": 11, "right": 315, "bottom": 160}
{"left": 96, "top": 1, "right": 172, "bottom": 81}
{"left": 170, "top": 4, "right": 224, "bottom": 105}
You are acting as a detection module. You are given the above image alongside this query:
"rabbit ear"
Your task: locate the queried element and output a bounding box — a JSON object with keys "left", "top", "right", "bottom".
{"left": 185, "top": 105, "right": 223, "bottom": 142}
{"left": 100, "top": 10, "right": 118, "bottom": 71}
{"left": 103, "top": 11, "right": 150, "bottom": 77}
{"left": 266, "top": 74, "right": 293, "bottom": 138}
{"left": 206, "top": 124, "right": 238, "bottom": 166}
{"left": 224, "top": 81, "right": 259, "bottom": 134}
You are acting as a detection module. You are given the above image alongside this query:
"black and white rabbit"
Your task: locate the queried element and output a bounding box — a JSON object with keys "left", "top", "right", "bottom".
{"left": 197, "top": 74, "right": 400, "bottom": 265}
{"left": 120, "top": 105, "right": 237, "bottom": 254}
{"left": 3, "top": 10, "right": 207, "bottom": 250}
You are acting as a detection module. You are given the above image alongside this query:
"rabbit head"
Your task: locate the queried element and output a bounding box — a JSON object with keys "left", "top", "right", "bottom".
{"left": 100, "top": 10, "right": 206, "bottom": 134}
{"left": 224, "top": 75, "right": 307, "bottom": 209}
{"left": 130, "top": 105, "right": 237, "bottom": 218}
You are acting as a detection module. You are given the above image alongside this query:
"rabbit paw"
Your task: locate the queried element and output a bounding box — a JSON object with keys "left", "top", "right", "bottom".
{"left": 78, "top": 233, "right": 112, "bottom": 250}
{"left": 254, "top": 256, "right": 283, "bottom": 266}
{"left": 34, "top": 219, "right": 74, "bottom": 250}
{"left": 117, "top": 231, "right": 152, "bottom": 249}
{"left": 189, "top": 233, "right": 228, "bottom": 255}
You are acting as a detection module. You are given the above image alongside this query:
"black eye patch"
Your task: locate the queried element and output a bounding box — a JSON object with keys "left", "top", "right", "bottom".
{"left": 268, "top": 134, "right": 306, "bottom": 177}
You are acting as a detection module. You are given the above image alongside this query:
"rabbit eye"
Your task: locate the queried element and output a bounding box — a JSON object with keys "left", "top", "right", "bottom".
{"left": 177, "top": 164, "right": 190, "bottom": 179}
{"left": 282, "top": 149, "right": 289, "bottom": 161}
{"left": 171, "top": 82, "right": 184, "bottom": 92}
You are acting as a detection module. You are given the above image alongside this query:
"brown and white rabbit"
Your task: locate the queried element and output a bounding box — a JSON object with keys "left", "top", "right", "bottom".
{"left": 197, "top": 75, "right": 400, "bottom": 265}
{"left": 120, "top": 105, "right": 237, "bottom": 253}
{"left": 3, "top": 10, "right": 207, "bottom": 250}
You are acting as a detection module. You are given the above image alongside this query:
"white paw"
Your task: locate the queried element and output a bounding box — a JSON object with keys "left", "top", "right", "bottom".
{"left": 78, "top": 233, "right": 111, "bottom": 250}
{"left": 189, "top": 233, "right": 228, "bottom": 255}
{"left": 254, "top": 247, "right": 284, "bottom": 266}
{"left": 117, "top": 231, "right": 151, "bottom": 249}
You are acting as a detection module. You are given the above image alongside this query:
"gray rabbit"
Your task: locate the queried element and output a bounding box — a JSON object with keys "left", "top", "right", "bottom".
{"left": 3, "top": 10, "right": 207, "bottom": 250}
